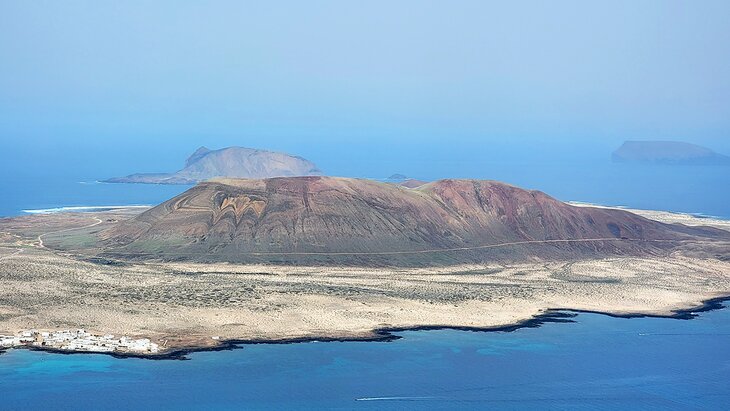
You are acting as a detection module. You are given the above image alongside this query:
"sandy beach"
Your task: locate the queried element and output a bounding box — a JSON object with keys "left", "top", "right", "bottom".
{"left": 569, "top": 201, "right": 730, "bottom": 230}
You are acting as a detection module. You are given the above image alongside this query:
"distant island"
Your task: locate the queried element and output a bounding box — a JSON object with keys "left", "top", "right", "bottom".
{"left": 612, "top": 141, "right": 730, "bottom": 165}
{"left": 386, "top": 173, "right": 409, "bottom": 181}
{"left": 104, "top": 146, "right": 322, "bottom": 184}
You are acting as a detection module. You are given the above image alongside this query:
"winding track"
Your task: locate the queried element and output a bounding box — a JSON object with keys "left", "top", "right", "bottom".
{"left": 100, "top": 237, "right": 699, "bottom": 257}
{"left": 37, "top": 216, "right": 103, "bottom": 248}
{"left": 29, "top": 212, "right": 725, "bottom": 258}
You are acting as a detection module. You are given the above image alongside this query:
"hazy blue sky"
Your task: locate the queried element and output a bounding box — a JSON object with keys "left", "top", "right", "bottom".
{"left": 1, "top": 1, "right": 730, "bottom": 177}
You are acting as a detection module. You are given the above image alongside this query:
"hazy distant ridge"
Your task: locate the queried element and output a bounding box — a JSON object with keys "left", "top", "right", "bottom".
{"left": 105, "top": 146, "right": 322, "bottom": 184}
{"left": 612, "top": 141, "right": 730, "bottom": 165}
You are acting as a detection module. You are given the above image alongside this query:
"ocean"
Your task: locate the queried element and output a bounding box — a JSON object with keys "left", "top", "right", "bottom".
{"left": 1, "top": 149, "right": 729, "bottom": 409}
{"left": 1, "top": 305, "right": 729, "bottom": 410}
{"left": 1, "top": 161, "right": 729, "bottom": 219}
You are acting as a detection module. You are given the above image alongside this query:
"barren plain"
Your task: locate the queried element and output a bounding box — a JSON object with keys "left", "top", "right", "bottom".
{"left": 0, "top": 205, "right": 728, "bottom": 355}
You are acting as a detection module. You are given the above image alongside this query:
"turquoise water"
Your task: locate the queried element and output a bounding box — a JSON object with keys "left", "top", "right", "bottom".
{"left": 1, "top": 306, "right": 729, "bottom": 410}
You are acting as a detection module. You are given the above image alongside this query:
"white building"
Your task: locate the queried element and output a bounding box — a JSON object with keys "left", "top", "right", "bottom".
{"left": 3, "top": 329, "right": 161, "bottom": 354}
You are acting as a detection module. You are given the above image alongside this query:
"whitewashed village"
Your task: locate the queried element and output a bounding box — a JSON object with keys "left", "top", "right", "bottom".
{"left": 0, "top": 329, "right": 159, "bottom": 354}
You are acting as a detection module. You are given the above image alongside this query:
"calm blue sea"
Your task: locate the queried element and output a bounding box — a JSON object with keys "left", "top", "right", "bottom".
{"left": 1, "top": 306, "right": 729, "bottom": 410}
{"left": 1, "top": 142, "right": 729, "bottom": 218}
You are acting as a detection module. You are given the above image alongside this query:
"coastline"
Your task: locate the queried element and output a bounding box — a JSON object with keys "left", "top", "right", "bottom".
{"left": 568, "top": 201, "right": 730, "bottom": 230}
{"left": 2, "top": 295, "right": 727, "bottom": 361}
{"left": 21, "top": 205, "right": 152, "bottom": 215}
{"left": 1, "top": 204, "right": 728, "bottom": 362}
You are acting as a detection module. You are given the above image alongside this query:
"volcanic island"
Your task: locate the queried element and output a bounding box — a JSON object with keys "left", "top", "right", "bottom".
{"left": 1, "top": 176, "right": 729, "bottom": 358}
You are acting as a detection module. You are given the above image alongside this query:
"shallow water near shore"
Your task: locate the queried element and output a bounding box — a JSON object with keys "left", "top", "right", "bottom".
{"left": 1, "top": 305, "right": 729, "bottom": 410}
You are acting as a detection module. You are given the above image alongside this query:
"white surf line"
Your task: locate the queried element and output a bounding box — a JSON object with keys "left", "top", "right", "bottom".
{"left": 23, "top": 205, "right": 151, "bottom": 214}
{"left": 356, "top": 396, "right": 442, "bottom": 401}
{"left": 567, "top": 201, "right": 629, "bottom": 210}
{"left": 568, "top": 201, "right": 730, "bottom": 222}
{"left": 37, "top": 216, "right": 104, "bottom": 248}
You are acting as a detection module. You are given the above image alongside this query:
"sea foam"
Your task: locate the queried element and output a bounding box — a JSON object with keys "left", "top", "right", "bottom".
{"left": 22, "top": 205, "right": 150, "bottom": 214}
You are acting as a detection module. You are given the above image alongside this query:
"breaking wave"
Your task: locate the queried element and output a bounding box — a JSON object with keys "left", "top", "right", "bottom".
{"left": 22, "top": 205, "right": 150, "bottom": 214}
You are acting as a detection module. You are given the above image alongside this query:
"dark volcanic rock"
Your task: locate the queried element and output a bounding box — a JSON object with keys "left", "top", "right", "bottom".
{"left": 96, "top": 177, "right": 729, "bottom": 266}
{"left": 612, "top": 141, "right": 730, "bottom": 165}
{"left": 104, "top": 146, "right": 322, "bottom": 184}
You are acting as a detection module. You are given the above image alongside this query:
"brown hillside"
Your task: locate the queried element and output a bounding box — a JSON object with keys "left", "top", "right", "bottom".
{"left": 97, "top": 176, "right": 728, "bottom": 265}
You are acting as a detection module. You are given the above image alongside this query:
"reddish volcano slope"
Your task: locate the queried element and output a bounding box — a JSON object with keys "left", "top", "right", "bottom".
{"left": 98, "top": 177, "right": 728, "bottom": 265}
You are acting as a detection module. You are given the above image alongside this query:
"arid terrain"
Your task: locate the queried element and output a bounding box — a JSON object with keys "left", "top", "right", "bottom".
{"left": 0, "top": 204, "right": 729, "bottom": 355}
{"left": 92, "top": 177, "right": 730, "bottom": 266}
